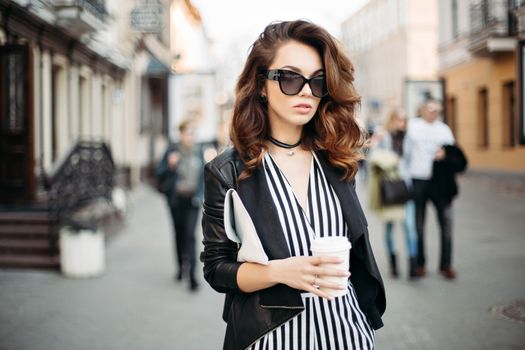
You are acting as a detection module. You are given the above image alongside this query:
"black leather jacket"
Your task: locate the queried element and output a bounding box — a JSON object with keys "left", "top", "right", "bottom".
{"left": 200, "top": 148, "right": 386, "bottom": 350}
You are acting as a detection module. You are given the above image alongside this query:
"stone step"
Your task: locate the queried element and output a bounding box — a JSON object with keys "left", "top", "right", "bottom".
{"left": 0, "top": 211, "right": 51, "bottom": 224}
{"left": 0, "top": 254, "right": 59, "bottom": 269}
{"left": 0, "top": 238, "right": 56, "bottom": 255}
{"left": 0, "top": 224, "right": 52, "bottom": 238}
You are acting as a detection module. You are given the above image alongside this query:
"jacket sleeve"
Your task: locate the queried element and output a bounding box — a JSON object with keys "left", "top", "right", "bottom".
{"left": 155, "top": 144, "right": 177, "bottom": 179}
{"left": 200, "top": 161, "right": 243, "bottom": 294}
{"left": 444, "top": 145, "right": 468, "bottom": 174}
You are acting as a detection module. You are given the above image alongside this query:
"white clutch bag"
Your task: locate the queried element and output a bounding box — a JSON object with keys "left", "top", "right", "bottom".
{"left": 223, "top": 188, "right": 269, "bottom": 265}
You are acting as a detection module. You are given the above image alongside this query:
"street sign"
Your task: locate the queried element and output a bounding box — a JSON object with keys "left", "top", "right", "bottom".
{"left": 129, "top": 2, "right": 164, "bottom": 33}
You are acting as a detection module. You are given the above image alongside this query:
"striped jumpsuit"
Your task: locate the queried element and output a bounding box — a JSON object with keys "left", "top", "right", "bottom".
{"left": 248, "top": 152, "right": 375, "bottom": 350}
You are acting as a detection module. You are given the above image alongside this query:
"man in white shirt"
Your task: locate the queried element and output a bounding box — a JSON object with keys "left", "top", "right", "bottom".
{"left": 404, "top": 100, "right": 457, "bottom": 279}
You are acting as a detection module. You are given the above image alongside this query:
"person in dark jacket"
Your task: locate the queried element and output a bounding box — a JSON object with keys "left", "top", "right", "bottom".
{"left": 429, "top": 145, "right": 468, "bottom": 202}
{"left": 157, "top": 119, "right": 204, "bottom": 291}
{"left": 200, "top": 20, "right": 385, "bottom": 350}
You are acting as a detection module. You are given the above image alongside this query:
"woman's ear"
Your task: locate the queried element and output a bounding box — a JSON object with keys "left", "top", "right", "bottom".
{"left": 260, "top": 87, "right": 268, "bottom": 103}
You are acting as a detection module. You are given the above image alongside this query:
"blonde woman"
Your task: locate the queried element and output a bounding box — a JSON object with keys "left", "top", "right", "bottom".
{"left": 370, "top": 108, "right": 418, "bottom": 279}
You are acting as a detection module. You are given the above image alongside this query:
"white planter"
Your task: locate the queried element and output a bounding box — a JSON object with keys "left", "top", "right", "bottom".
{"left": 59, "top": 228, "right": 105, "bottom": 278}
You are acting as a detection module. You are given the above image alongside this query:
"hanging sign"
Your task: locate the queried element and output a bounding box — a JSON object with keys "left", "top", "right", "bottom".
{"left": 129, "top": 1, "right": 164, "bottom": 33}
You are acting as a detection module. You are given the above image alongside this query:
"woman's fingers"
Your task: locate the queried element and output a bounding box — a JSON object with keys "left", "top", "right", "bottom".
{"left": 277, "top": 256, "right": 349, "bottom": 299}
{"left": 306, "top": 283, "right": 335, "bottom": 301}
{"left": 310, "top": 255, "right": 343, "bottom": 265}
{"left": 312, "top": 266, "right": 350, "bottom": 278}
{"left": 314, "top": 276, "right": 347, "bottom": 290}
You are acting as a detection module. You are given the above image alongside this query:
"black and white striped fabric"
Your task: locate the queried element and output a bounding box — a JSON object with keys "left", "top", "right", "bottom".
{"left": 248, "top": 152, "right": 375, "bottom": 350}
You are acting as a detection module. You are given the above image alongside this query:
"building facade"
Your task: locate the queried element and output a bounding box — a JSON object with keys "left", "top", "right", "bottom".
{"left": 341, "top": 0, "right": 439, "bottom": 127}
{"left": 0, "top": 0, "right": 175, "bottom": 207}
{"left": 439, "top": 0, "right": 525, "bottom": 173}
{"left": 0, "top": 0, "right": 180, "bottom": 268}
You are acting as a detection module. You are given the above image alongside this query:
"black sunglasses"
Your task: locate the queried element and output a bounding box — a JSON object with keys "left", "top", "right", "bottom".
{"left": 266, "top": 69, "right": 328, "bottom": 98}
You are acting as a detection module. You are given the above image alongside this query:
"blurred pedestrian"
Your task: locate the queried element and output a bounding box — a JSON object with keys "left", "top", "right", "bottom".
{"left": 202, "top": 116, "right": 232, "bottom": 163}
{"left": 404, "top": 100, "right": 459, "bottom": 279}
{"left": 156, "top": 118, "right": 204, "bottom": 291}
{"left": 369, "top": 108, "right": 418, "bottom": 279}
{"left": 357, "top": 124, "right": 374, "bottom": 184}
{"left": 200, "top": 20, "right": 385, "bottom": 350}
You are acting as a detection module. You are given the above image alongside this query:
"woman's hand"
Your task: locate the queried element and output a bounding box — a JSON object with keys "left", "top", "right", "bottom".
{"left": 269, "top": 256, "right": 350, "bottom": 300}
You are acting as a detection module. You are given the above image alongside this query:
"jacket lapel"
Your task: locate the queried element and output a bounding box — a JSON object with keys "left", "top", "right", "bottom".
{"left": 236, "top": 163, "right": 291, "bottom": 260}
{"left": 316, "top": 152, "right": 367, "bottom": 244}
{"left": 236, "top": 161, "right": 303, "bottom": 309}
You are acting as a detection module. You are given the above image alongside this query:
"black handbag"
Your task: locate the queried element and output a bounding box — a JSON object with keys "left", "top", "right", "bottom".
{"left": 380, "top": 178, "right": 412, "bottom": 205}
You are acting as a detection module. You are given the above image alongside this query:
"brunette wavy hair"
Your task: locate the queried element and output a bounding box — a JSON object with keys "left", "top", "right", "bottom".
{"left": 231, "top": 20, "right": 365, "bottom": 180}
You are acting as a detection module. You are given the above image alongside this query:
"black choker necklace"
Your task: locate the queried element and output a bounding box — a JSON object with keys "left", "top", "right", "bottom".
{"left": 269, "top": 136, "right": 301, "bottom": 156}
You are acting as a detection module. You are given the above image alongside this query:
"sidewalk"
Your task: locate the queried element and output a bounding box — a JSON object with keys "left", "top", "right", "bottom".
{"left": 0, "top": 185, "right": 226, "bottom": 350}
{"left": 0, "top": 173, "right": 524, "bottom": 349}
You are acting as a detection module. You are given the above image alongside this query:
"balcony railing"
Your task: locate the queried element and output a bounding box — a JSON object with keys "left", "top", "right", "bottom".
{"left": 55, "top": 0, "right": 108, "bottom": 21}
{"left": 79, "top": 0, "right": 109, "bottom": 21}
{"left": 470, "top": 0, "right": 514, "bottom": 35}
{"left": 54, "top": 0, "right": 108, "bottom": 37}
{"left": 469, "top": 0, "right": 517, "bottom": 54}
{"left": 512, "top": 0, "right": 525, "bottom": 37}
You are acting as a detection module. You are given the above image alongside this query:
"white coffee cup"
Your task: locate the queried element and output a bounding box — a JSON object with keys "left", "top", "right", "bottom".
{"left": 310, "top": 236, "right": 351, "bottom": 297}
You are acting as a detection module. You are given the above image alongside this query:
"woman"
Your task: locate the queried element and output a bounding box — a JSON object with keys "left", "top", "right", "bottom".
{"left": 369, "top": 109, "right": 418, "bottom": 279}
{"left": 201, "top": 20, "right": 385, "bottom": 350}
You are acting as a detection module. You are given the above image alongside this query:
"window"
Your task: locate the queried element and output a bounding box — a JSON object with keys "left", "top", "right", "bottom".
{"left": 79, "top": 75, "right": 88, "bottom": 137}
{"left": 520, "top": 41, "right": 525, "bottom": 144}
{"left": 502, "top": 81, "right": 516, "bottom": 147}
{"left": 477, "top": 87, "right": 489, "bottom": 148}
{"left": 451, "top": 0, "right": 459, "bottom": 39}
{"left": 445, "top": 95, "right": 457, "bottom": 136}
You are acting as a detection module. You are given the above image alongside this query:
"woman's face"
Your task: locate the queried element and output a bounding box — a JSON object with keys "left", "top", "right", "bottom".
{"left": 395, "top": 115, "right": 407, "bottom": 130}
{"left": 264, "top": 40, "right": 324, "bottom": 134}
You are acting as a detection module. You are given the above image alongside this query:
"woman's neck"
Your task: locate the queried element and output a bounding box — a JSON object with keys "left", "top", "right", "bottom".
{"left": 269, "top": 124, "right": 302, "bottom": 145}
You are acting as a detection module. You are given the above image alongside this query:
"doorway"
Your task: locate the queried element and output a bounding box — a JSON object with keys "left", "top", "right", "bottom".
{"left": 0, "top": 45, "right": 34, "bottom": 204}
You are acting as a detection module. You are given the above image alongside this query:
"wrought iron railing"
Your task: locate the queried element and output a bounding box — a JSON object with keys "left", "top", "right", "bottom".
{"left": 47, "top": 140, "right": 114, "bottom": 248}
{"left": 469, "top": 0, "right": 516, "bottom": 36}
{"left": 54, "top": 0, "right": 109, "bottom": 22}
{"left": 80, "top": 0, "right": 109, "bottom": 20}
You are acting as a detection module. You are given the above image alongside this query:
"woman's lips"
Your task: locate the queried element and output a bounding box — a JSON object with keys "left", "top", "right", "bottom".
{"left": 293, "top": 103, "right": 312, "bottom": 113}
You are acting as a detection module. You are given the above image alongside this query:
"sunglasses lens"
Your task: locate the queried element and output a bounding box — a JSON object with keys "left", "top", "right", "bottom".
{"left": 310, "top": 76, "right": 326, "bottom": 98}
{"left": 279, "top": 71, "right": 304, "bottom": 95}
{"left": 271, "top": 70, "right": 327, "bottom": 97}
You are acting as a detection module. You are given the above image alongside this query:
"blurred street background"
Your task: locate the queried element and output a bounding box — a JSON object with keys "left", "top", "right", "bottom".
{"left": 1, "top": 0, "right": 525, "bottom": 349}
